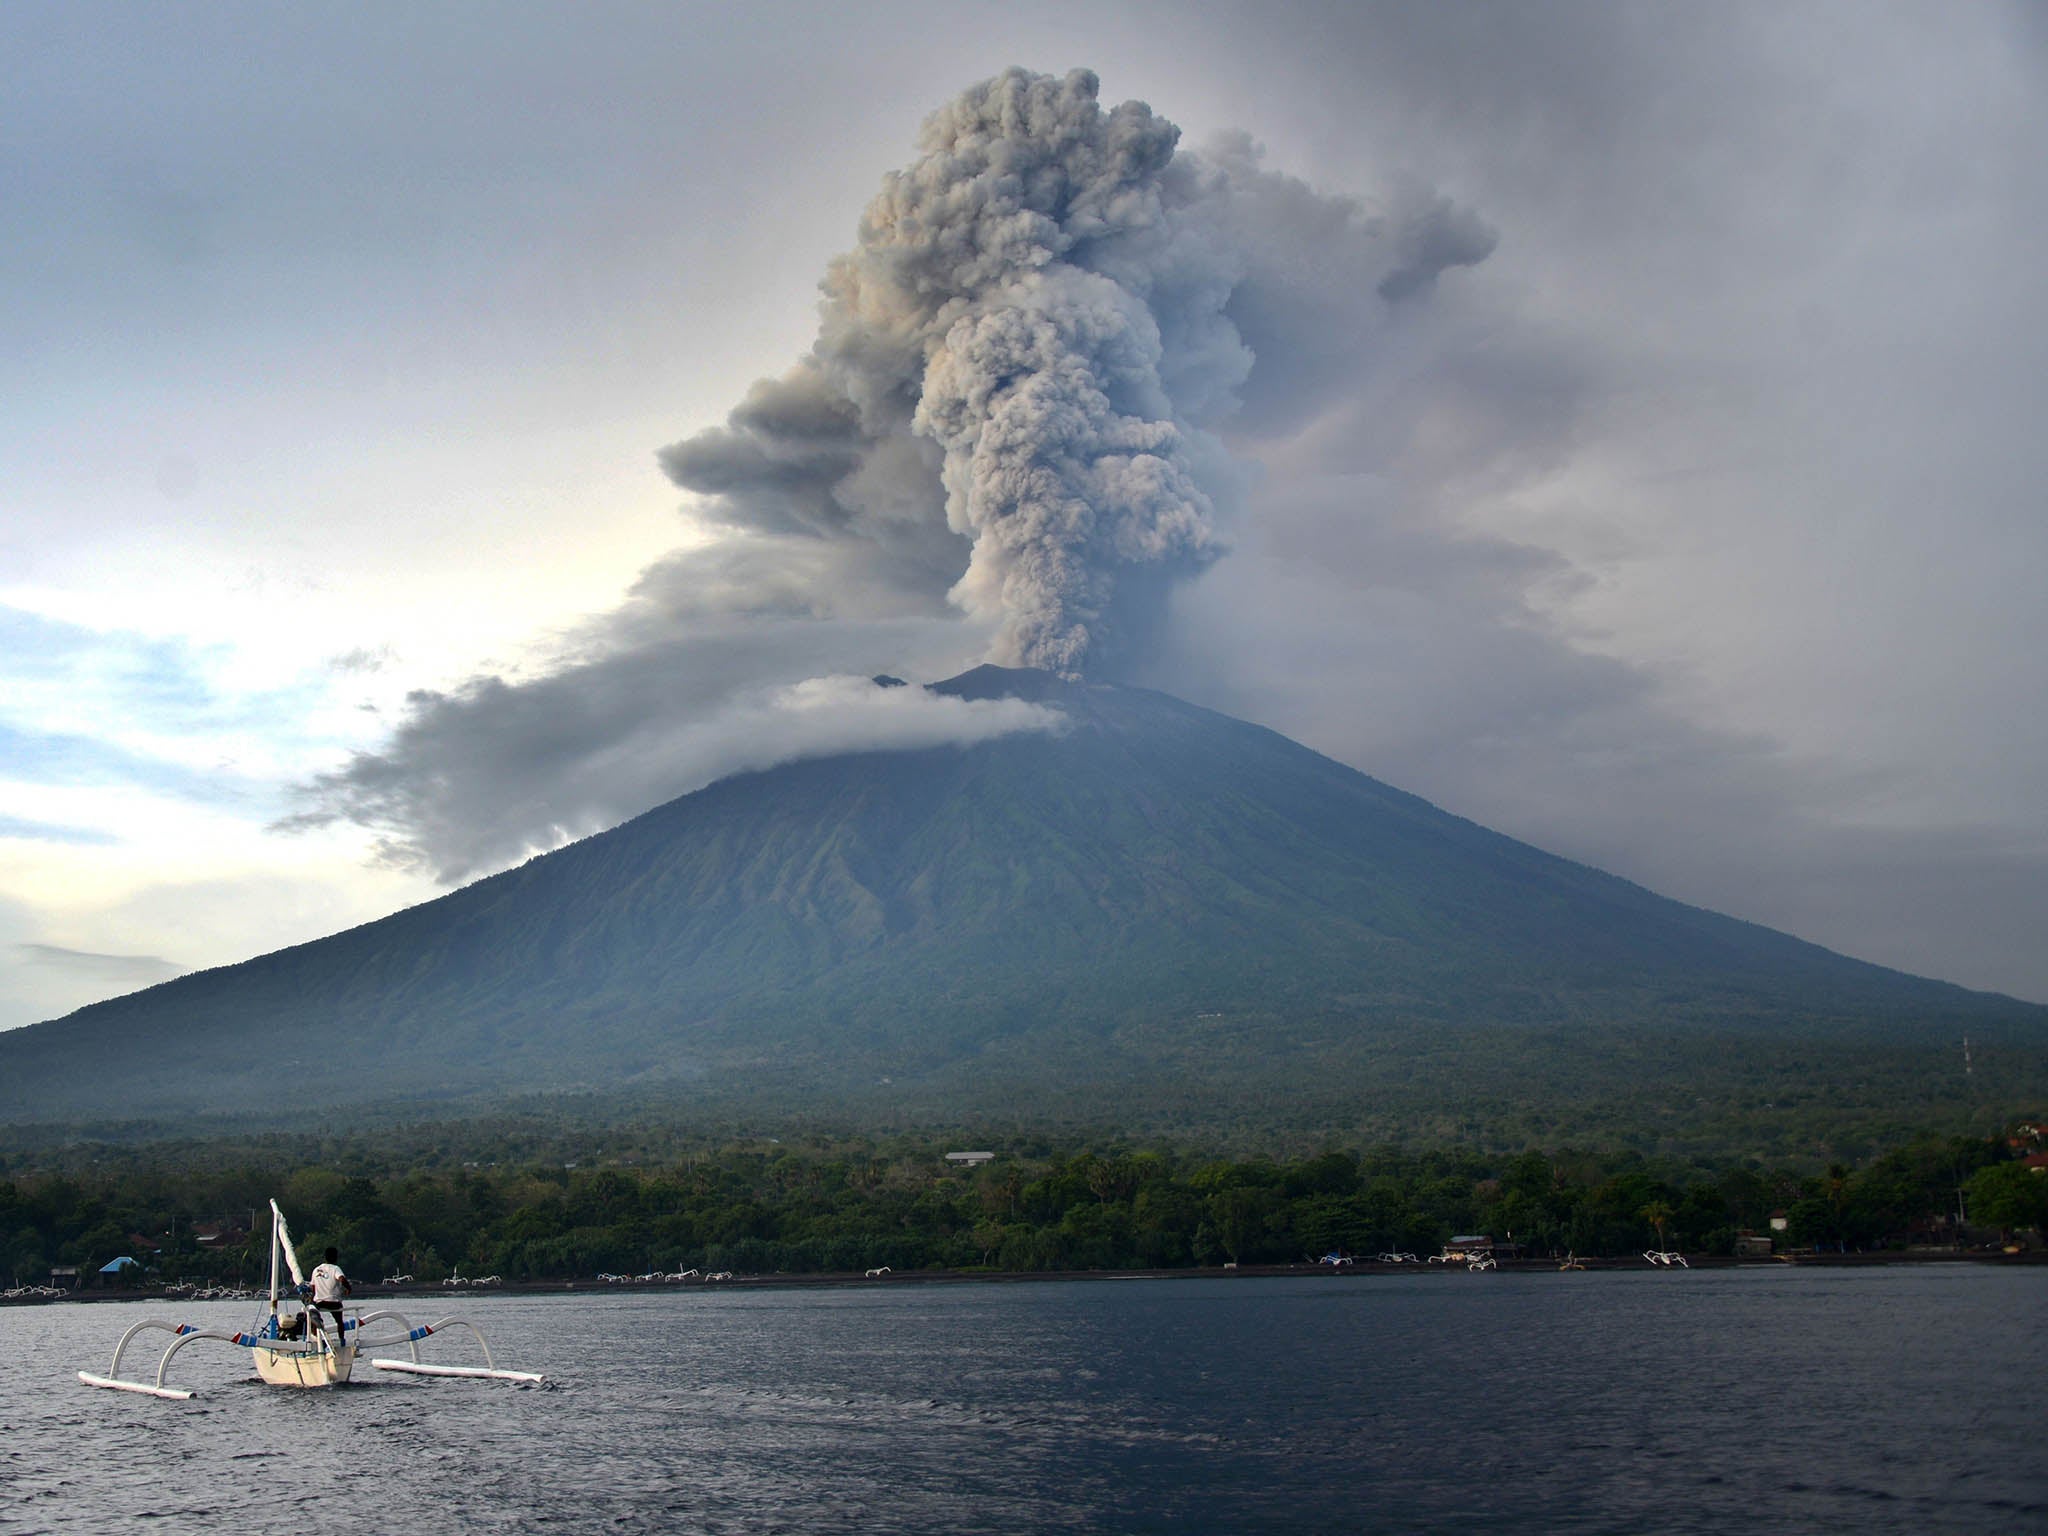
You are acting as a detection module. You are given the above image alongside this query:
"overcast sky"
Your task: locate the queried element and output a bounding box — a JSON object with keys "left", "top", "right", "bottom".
{"left": 5, "top": 0, "right": 2045, "bottom": 1031}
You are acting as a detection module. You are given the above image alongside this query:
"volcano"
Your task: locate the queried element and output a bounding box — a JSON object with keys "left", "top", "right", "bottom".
{"left": 1, "top": 667, "right": 2039, "bottom": 1141}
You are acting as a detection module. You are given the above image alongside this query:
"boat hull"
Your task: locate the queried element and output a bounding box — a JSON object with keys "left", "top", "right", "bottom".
{"left": 252, "top": 1342, "right": 355, "bottom": 1388}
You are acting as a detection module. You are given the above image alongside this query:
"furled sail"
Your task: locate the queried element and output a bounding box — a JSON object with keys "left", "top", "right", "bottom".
{"left": 270, "top": 1199, "right": 306, "bottom": 1288}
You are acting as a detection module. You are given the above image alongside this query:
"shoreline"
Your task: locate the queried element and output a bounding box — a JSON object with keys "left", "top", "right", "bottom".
{"left": 15, "top": 1246, "right": 2044, "bottom": 1306}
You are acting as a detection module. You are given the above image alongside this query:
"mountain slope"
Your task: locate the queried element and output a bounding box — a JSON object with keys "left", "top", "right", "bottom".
{"left": 1, "top": 667, "right": 2039, "bottom": 1136}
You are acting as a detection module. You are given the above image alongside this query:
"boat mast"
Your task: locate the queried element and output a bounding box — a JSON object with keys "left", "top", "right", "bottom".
{"left": 268, "top": 1202, "right": 280, "bottom": 1316}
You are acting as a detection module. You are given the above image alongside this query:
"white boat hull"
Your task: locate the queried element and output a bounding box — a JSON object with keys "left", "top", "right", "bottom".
{"left": 253, "top": 1341, "right": 355, "bottom": 1388}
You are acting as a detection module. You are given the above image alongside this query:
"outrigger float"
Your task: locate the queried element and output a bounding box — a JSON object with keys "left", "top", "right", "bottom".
{"left": 80, "top": 1201, "right": 541, "bottom": 1400}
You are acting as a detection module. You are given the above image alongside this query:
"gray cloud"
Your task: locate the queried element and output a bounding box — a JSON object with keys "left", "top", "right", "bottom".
{"left": 1130, "top": 4, "right": 2048, "bottom": 1002}
{"left": 659, "top": 67, "right": 1491, "bottom": 679}
{"left": 280, "top": 534, "right": 1063, "bottom": 881}
{"left": 328, "top": 646, "right": 392, "bottom": 675}
{"left": 1377, "top": 184, "right": 1500, "bottom": 303}
{"left": 295, "top": 66, "right": 1495, "bottom": 881}
{"left": 16, "top": 942, "right": 183, "bottom": 986}
{"left": 0, "top": 916, "right": 186, "bottom": 1029}
{"left": 270, "top": 22, "right": 2047, "bottom": 1006}
{"left": 287, "top": 670, "right": 1060, "bottom": 883}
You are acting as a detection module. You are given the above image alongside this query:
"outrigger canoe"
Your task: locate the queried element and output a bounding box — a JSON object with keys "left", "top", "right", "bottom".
{"left": 80, "top": 1200, "right": 541, "bottom": 1399}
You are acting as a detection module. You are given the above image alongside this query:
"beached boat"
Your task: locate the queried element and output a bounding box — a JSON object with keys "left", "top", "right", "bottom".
{"left": 79, "top": 1200, "right": 540, "bottom": 1400}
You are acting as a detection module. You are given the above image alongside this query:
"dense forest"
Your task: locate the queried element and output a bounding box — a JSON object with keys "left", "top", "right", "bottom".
{"left": 6, "top": 1123, "right": 2044, "bottom": 1290}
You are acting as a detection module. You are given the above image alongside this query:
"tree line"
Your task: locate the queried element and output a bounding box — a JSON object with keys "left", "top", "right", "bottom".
{"left": 4, "top": 1126, "right": 2042, "bottom": 1289}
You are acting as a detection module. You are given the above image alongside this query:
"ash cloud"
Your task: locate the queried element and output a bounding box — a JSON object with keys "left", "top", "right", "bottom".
{"left": 1132, "top": 4, "right": 2048, "bottom": 1002}
{"left": 296, "top": 66, "right": 1494, "bottom": 881}
{"left": 1, "top": 928, "right": 185, "bottom": 1029}
{"left": 16, "top": 942, "right": 183, "bottom": 987}
{"left": 661, "top": 67, "right": 1492, "bottom": 678}
{"left": 288, "top": 649, "right": 1062, "bottom": 882}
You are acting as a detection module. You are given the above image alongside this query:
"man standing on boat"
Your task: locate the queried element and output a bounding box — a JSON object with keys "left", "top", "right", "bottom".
{"left": 310, "top": 1247, "right": 353, "bottom": 1349}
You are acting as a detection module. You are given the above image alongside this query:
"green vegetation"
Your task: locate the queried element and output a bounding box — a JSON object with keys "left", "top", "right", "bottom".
{"left": 6, "top": 1122, "right": 2037, "bottom": 1290}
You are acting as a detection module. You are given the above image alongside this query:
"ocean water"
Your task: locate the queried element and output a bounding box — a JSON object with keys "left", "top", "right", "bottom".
{"left": 3, "top": 1267, "right": 2042, "bottom": 1534}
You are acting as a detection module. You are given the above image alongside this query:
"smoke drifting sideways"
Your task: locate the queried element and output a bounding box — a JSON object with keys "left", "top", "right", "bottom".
{"left": 660, "top": 67, "right": 1495, "bottom": 680}
{"left": 288, "top": 670, "right": 1066, "bottom": 883}
{"left": 290, "top": 67, "right": 1495, "bottom": 881}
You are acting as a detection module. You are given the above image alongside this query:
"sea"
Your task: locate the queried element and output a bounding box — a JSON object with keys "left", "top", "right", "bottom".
{"left": 3, "top": 1266, "right": 2042, "bottom": 1534}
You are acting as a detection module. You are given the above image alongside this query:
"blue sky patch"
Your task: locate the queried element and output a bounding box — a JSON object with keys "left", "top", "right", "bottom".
{"left": 0, "top": 813, "right": 120, "bottom": 846}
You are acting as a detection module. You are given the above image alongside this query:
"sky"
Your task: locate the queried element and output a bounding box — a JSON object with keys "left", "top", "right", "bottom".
{"left": 4, "top": 0, "right": 2045, "bottom": 1031}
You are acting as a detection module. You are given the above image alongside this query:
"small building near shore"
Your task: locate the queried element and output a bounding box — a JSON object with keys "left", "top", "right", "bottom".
{"left": 944, "top": 1151, "right": 996, "bottom": 1167}
{"left": 98, "top": 1256, "right": 143, "bottom": 1287}
{"left": 1735, "top": 1233, "right": 1774, "bottom": 1257}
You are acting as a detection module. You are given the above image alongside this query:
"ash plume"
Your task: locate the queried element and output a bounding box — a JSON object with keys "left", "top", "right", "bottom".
{"left": 293, "top": 66, "right": 1496, "bottom": 878}
{"left": 662, "top": 67, "right": 1493, "bottom": 678}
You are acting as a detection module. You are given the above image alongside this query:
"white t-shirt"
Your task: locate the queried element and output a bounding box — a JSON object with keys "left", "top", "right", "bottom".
{"left": 310, "top": 1262, "right": 348, "bottom": 1304}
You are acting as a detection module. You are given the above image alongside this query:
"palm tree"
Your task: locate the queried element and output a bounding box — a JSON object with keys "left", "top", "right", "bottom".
{"left": 1639, "top": 1200, "right": 1675, "bottom": 1250}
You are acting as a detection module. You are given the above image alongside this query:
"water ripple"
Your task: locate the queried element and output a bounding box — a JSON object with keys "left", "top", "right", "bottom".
{"left": 2, "top": 1269, "right": 2043, "bottom": 1534}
